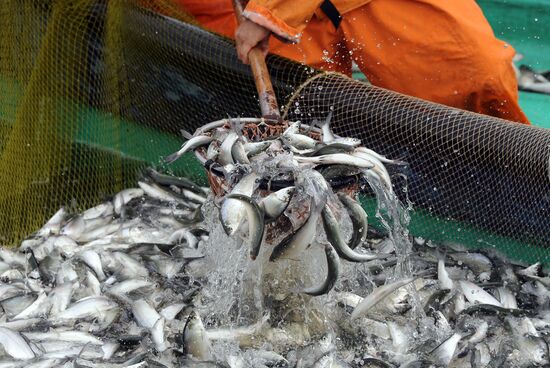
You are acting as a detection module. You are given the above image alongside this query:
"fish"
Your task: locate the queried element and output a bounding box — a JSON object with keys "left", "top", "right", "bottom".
{"left": 458, "top": 280, "right": 502, "bottom": 307}
{"left": 206, "top": 140, "right": 220, "bottom": 161}
{"left": 77, "top": 250, "right": 106, "bottom": 281}
{"left": 336, "top": 192, "right": 368, "bottom": 249}
{"left": 226, "top": 194, "right": 265, "bottom": 260}
{"left": 351, "top": 277, "right": 418, "bottom": 320}
{"left": 107, "top": 279, "right": 154, "bottom": 296}
{"left": 138, "top": 181, "right": 195, "bottom": 207}
{"left": 81, "top": 202, "right": 114, "bottom": 220}
{"left": 321, "top": 204, "right": 385, "bottom": 262}
{"left": 0, "top": 327, "right": 36, "bottom": 360}
{"left": 243, "top": 141, "right": 272, "bottom": 157}
{"left": 231, "top": 140, "right": 250, "bottom": 164}
{"left": 183, "top": 311, "right": 213, "bottom": 361}
{"left": 269, "top": 199, "right": 322, "bottom": 261}
{"left": 437, "top": 253, "right": 454, "bottom": 290}
{"left": 151, "top": 317, "right": 168, "bottom": 352}
{"left": 431, "top": 332, "right": 462, "bottom": 366}
{"left": 304, "top": 143, "right": 356, "bottom": 157}
{"left": 205, "top": 313, "right": 269, "bottom": 344}
{"left": 352, "top": 152, "right": 393, "bottom": 192}
{"left": 219, "top": 131, "right": 239, "bottom": 165}
{"left": 281, "top": 133, "right": 318, "bottom": 150}
{"left": 23, "top": 330, "right": 104, "bottom": 345}
{"left": 160, "top": 303, "right": 186, "bottom": 321}
{"left": 164, "top": 135, "right": 214, "bottom": 164}
{"left": 52, "top": 296, "right": 118, "bottom": 322}
{"left": 260, "top": 186, "right": 294, "bottom": 221}
{"left": 36, "top": 208, "right": 66, "bottom": 237}
{"left": 302, "top": 242, "right": 340, "bottom": 296}
{"left": 219, "top": 172, "right": 259, "bottom": 236}
{"left": 295, "top": 153, "right": 375, "bottom": 169}
{"left": 354, "top": 147, "right": 406, "bottom": 166}
{"left": 168, "top": 228, "right": 199, "bottom": 248}
{"left": 144, "top": 167, "right": 206, "bottom": 195}
{"left": 316, "top": 111, "right": 336, "bottom": 143}
{"left": 517, "top": 65, "right": 550, "bottom": 95}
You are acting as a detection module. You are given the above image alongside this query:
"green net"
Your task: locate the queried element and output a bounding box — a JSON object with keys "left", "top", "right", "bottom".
{"left": 0, "top": 0, "right": 549, "bottom": 266}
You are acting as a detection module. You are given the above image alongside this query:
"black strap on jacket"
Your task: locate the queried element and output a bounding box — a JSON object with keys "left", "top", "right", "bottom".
{"left": 320, "top": 0, "right": 342, "bottom": 30}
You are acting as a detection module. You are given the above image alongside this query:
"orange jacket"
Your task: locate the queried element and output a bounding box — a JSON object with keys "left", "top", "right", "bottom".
{"left": 243, "top": 0, "right": 370, "bottom": 42}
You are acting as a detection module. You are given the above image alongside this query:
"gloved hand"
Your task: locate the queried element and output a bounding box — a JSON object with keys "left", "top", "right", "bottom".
{"left": 235, "top": 19, "right": 271, "bottom": 64}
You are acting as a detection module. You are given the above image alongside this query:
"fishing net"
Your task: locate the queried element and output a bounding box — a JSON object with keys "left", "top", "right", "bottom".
{"left": 0, "top": 0, "right": 548, "bottom": 264}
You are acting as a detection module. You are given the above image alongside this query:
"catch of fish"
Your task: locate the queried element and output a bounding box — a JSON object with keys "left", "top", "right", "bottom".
{"left": 0, "top": 116, "right": 549, "bottom": 367}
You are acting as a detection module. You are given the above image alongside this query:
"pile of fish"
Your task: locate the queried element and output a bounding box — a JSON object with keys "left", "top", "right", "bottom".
{"left": 0, "top": 168, "right": 213, "bottom": 367}
{"left": 165, "top": 114, "right": 404, "bottom": 296}
{"left": 0, "top": 118, "right": 549, "bottom": 367}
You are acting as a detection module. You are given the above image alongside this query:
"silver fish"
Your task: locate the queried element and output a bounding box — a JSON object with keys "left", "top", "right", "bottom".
{"left": 151, "top": 317, "right": 168, "bottom": 352}
{"left": 111, "top": 252, "right": 149, "bottom": 280}
{"left": 206, "top": 140, "right": 220, "bottom": 161}
{"left": 468, "top": 321, "right": 488, "bottom": 344}
{"left": 164, "top": 135, "right": 214, "bottom": 164}
{"left": 220, "top": 173, "right": 259, "bottom": 236}
{"left": 12, "top": 292, "right": 50, "bottom": 320}
{"left": 261, "top": 187, "right": 294, "bottom": 221}
{"left": 497, "top": 286, "right": 518, "bottom": 309}
{"left": 53, "top": 296, "right": 118, "bottom": 321}
{"left": 352, "top": 152, "right": 393, "bottom": 192}
{"left": 321, "top": 204, "right": 384, "bottom": 262}
{"left": 336, "top": 193, "right": 368, "bottom": 250}
{"left": 354, "top": 146, "right": 405, "bottom": 165}
{"left": 302, "top": 242, "right": 340, "bottom": 296}
{"left": 113, "top": 188, "right": 145, "bottom": 215}
{"left": 183, "top": 311, "right": 212, "bottom": 361}
{"left": 137, "top": 181, "right": 189, "bottom": 205}
{"left": 85, "top": 270, "right": 101, "bottom": 296}
{"left": 281, "top": 133, "right": 317, "bottom": 150}
{"left": 49, "top": 283, "right": 74, "bottom": 315}
{"left": 132, "top": 299, "right": 161, "bottom": 329}
{"left": 438, "top": 255, "right": 454, "bottom": 290}
{"left": 431, "top": 332, "right": 462, "bottom": 366}
{"left": 169, "top": 228, "right": 199, "bottom": 248}
{"left": 351, "top": 277, "right": 417, "bottom": 320}
{"left": 458, "top": 280, "right": 502, "bottom": 307}
{"left": 219, "top": 131, "right": 239, "bottom": 165}
{"left": 316, "top": 111, "right": 335, "bottom": 143}
{"left": 296, "top": 153, "right": 375, "bottom": 169}
{"left": 36, "top": 207, "right": 66, "bottom": 237}
{"left": 283, "top": 121, "right": 301, "bottom": 136}
{"left": 205, "top": 313, "right": 269, "bottom": 342}
{"left": 77, "top": 250, "right": 106, "bottom": 281}
{"left": 231, "top": 140, "right": 250, "bottom": 165}
{"left": 81, "top": 202, "right": 114, "bottom": 220}
{"left": 0, "top": 327, "right": 36, "bottom": 360}
{"left": 23, "top": 330, "right": 103, "bottom": 345}
{"left": 160, "top": 303, "right": 186, "bottom": 321}
{"left": 107, "top": 279, "right": 154, "bottom": 296}
{"left": 226, "top": 194, "right": 265, "bottom": 260}
{"left": 243, "top": 141, "right": 272, "bottom": 157}
{"left": 270, "top": 199, "right": 321, "bottom": 261}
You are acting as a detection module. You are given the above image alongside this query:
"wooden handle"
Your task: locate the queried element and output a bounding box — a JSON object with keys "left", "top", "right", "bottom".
{"left": 233, "top": 0, "right": 281, "bottom": 122}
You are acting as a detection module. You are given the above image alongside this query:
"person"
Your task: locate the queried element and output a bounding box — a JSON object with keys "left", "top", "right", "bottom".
{"left": 172, "top": 0, "right": 529, "bottom": 124}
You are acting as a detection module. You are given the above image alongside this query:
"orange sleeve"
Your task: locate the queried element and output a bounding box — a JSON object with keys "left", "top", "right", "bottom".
{"left": 243, "top": 0, "right": 323, "bottom": 43}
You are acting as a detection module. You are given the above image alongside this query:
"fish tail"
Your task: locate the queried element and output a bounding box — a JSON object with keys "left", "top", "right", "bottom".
{"left": 164, "top": 152, "right": 181, "bottom": 164}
